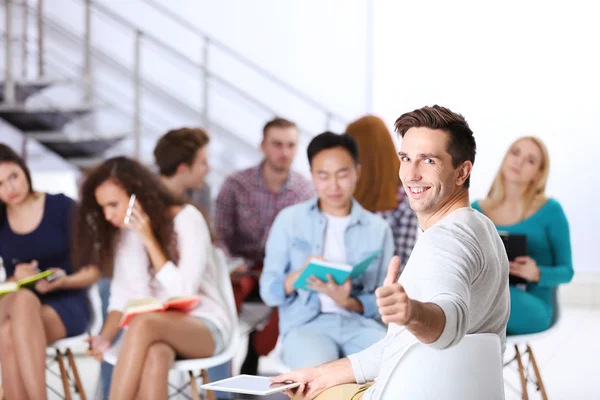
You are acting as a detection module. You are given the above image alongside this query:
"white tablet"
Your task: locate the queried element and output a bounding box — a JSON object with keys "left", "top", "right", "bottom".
{"left": 201, "top": 375, "right": 302, "bottom": 396}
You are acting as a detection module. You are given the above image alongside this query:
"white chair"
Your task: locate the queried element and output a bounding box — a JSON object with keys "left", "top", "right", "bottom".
{"left": 379, "top": 333, "right": 505, "bottom": 400}
{"left": 504, "top": 288, "right": 561, "bottom": 400}
{"left": 103, "top": 248, "right": 240, "bottom": 400}
{"left": 46, "top": 284, "right": 103, "bottom": 400}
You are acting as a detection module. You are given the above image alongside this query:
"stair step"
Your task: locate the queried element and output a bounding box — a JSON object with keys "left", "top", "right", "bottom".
{"left": 43, "top": 137, "right": 125, "bottom": 158}
{"left": 0, "top": 104, "right": 94, "bottom": 131}
{"left": 0, "top": 79, "right": 66, "bottom": 103}
{"left": 66, "top": 157, "right": 108, "bottom": 169}
{"left": 20, "top": 130, "right": 126, "bottom": 159}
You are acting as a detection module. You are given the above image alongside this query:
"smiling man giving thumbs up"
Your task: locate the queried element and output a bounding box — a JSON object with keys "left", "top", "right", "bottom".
{"left": 270, "top": 106, "right": 510, "bottom": 400}
{"left": 375, "top": 255, "right": 446, "bottom": 344}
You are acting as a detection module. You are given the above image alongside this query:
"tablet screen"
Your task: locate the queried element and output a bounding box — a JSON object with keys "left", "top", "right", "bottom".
{"left": 201, "top": 375, "right": 302, "bottom": 396}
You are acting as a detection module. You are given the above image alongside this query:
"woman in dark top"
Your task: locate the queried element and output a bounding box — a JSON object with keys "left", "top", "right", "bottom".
{"left": 0, "top": 144, "right": 100, "bottom": 400}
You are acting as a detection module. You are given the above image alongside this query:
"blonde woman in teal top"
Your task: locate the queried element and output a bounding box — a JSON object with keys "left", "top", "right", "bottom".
{"left": 472, "top": 136, "right": 573, "bottom": 335}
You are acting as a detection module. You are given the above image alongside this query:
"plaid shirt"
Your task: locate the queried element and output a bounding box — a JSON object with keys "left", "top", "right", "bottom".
{"left": 376, "top": 184, "right": 419, "bottom": 265}
{"left": 215, "top": 163, "right": 314, "bottom": 267}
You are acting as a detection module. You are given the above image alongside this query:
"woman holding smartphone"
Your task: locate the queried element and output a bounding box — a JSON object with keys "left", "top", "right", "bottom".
{"left": 0, "top": 144, "right": 99, "bottom": 400}
{"left": 78, "top": 156, "right": 233, "bottom": 400}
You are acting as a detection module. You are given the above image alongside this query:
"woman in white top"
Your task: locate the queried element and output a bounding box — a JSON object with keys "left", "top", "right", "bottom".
{"left": 78, "top": 157, "right": 232, "bottom": 400}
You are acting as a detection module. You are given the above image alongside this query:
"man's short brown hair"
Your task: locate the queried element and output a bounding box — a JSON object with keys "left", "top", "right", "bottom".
{"left": 154, "top": 127, "right": 210, "bottom": 177}
{"left": 395, "top": 105, "right": 476, "bottom": 188}
{"left": 263, "top": 117, "right": 297, "bottom": 139}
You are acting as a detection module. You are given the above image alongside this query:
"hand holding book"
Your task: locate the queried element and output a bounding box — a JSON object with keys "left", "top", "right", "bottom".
{"left": 509, "top": 256, "right": 540, "bottom": 283}
{"left": 13, "top": 260, "right": 40, "bottom": 281}
{"left": 306, "top": 275, "right": 352, "bottom": 306}
{"left": 0, "top": 269, "right": 58, "bottom": 295}
{"left": 284, "top": 255, "right": 323, "bottom": 295}
{"left": 35, "top": 268, "right": 68, "bottom": 294}
{"left": 292, "top": 250, "right": 382, "bottom": 292}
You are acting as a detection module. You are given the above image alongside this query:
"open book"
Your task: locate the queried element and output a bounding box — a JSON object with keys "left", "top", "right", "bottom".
{"left": 0, "top": 270, "right": 54, "bottom": 295}
{"left": 293, "top": 250, "right": 382, "bottom": 291}
{"left": 120, "top": 296, "right": 201, "bottom": 328}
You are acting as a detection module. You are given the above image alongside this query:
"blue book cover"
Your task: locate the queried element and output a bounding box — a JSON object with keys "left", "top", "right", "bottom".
{"left": 293, "top": 250, "right": 382, "bottom": 291}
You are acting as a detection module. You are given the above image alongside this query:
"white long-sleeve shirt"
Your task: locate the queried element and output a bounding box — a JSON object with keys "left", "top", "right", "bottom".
{"left": 108, "top": 205, "right": 233, "bottom": 343}
{"left": 348, "top": 207, "right": 510, "bottom": 400}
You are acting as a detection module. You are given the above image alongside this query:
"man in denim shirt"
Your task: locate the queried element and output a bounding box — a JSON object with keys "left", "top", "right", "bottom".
{"left": 260, "top": 132, "right": 394, "bottom": 369}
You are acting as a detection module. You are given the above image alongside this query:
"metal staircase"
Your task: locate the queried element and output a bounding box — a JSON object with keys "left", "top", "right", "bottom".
{"left": 1, "top": 0, "right": 345, "bottom": 185}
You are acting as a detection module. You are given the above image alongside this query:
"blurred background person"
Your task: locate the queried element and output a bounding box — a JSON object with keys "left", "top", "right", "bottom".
{"left": 346, "top": 116, "right": 418, "bottom": 269}
{"left": 0, "top": 144, "right": 99, "bottom": 400}
{"left": 472, "top": 136, "right": 573, "bottom": 334}
{"left": 154, "top": 127, "right": 231, "bottom": 397}
{"left": 78, "top": 157, "right": 233, "bottom": 400}
{"left": 260, "top": 132, "right": 392, "bottom": 369}
{"left": 155, "top": 127, "right": 212, "bottom": 212}
{"left": 215, "top": 117, "right": 313, "bottom": 374}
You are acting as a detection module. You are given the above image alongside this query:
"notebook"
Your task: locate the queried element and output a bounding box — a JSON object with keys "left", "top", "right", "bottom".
{"left": 293, "top": 249, "right": 382, "bottom": 291}
{"left": 498, "top": 232, "right": 528, "bottom": 285}
{"left": 119, "top": 296, "right": 201, "bottom": 328}
{"left": 201, "top": 375, "right": 302, "bottom": 396}
{"left": 0, "top": 270, "right": 54, "bottom": 295}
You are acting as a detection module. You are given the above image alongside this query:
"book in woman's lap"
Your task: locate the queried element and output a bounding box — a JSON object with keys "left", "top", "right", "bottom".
{"left": 120, "top": 296, "right": 201, "bottom": 328}
{"left": 0, "top": 270, "right": 54, "bottom": 295}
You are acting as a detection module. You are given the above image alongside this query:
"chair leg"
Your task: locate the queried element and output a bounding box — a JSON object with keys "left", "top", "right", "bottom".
{"left": 56, "top": 349, "right": 73, "bottom": 400}
{"left": 526, "top": 345, "right": 548, "bottom": 400}
{"left": 66, "top": 348, "right": 87, "bottom": 400}
{"left": 514, "top": 345, "right": 529, "bottom": 400}
{"left": 200, "top": 369, "right": 216, "bottom": 400}
{"left": 189, "top": 370, "right": 202, "bottom": 400}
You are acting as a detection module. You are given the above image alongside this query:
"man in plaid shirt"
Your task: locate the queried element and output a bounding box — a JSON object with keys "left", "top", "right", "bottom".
{"left": 215, "top": 117, "right": 314, "bottom": 374}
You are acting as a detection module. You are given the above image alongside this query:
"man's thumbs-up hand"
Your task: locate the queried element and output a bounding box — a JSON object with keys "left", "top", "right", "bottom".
{"left": 376, "top": 256, "right": 414, "bottom": 325}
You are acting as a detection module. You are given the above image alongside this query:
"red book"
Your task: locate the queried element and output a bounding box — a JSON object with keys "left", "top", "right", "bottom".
{"left": 119, "top": 296, "right": 201, "bottom": 328}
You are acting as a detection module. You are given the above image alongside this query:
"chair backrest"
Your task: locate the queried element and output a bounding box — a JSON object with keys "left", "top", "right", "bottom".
{"left": 169, "top": 247, "right": 241, "bottom": 370}
{"left": 551, "top": 286, "right": 561, "bottom": 327}
{"left": 379, "top": 334, "right": 505, "bottom": 400}
{"left": 87, "top": 283, "right": 104, "bottom": 336}
{"left": 211, "top": 246, "right": 241, "bottom": 353}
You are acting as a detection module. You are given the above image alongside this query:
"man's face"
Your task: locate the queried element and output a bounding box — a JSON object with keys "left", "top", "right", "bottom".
{"left": 180, "top": 146, "right": 210, "bottom": 190}
{"left": 311, "top": 147, "right": 359, "bottom": 211}
{"left": 399, "top": 127, "right": 465, "bottom": 216}
{"left": 261, "top": 126, "right": 299, "bottom": 172}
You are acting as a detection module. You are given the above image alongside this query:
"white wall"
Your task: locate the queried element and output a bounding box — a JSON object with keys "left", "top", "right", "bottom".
{"left": 372, "top": 0, "right": 600, "bottom": 272}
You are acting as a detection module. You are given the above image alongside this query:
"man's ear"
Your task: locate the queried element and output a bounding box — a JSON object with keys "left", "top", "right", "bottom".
{"left": 176, "top": 163, "right": 189, "bottom": 176}
{"left": 356, "top": 164, "right": 362, "bottom": 181}
{"left": 455, "top": 161, "right": 473, "bottom": 187}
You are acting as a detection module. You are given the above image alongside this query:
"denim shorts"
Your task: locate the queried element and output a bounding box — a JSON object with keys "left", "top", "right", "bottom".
{"left": 200, "top": 318, "right": 226, "bottom": 356}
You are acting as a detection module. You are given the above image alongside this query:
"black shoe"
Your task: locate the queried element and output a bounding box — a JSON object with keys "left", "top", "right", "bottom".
{"left": 240, "top": 333, "right": 259, "bottom": 375}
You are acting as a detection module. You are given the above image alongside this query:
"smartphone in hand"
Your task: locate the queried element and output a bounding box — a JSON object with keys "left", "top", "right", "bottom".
{"left": 124, "top": 194, "right": 136, "bottom": 225}
{"left": 46, "top": 269, "right": 67, "bottom": 283}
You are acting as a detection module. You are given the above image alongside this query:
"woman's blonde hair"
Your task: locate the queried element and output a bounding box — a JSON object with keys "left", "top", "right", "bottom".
{"left": 346, "top": 115, "right": 400, "bottom": 212}
{"left": 484, "top": 136, "right": 550, "bottom": 218}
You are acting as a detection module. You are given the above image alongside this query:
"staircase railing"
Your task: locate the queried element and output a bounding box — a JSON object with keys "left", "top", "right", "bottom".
{"left": 141, "top": 0, "right": 345, "bottom": 127}
{"left": 3, "top": 0, "right": 344, "bottom": 160}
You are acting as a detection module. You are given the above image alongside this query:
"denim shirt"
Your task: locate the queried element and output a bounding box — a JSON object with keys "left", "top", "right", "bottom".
{"left": 259, "top": 197, "right": 394, "bottom": 338}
